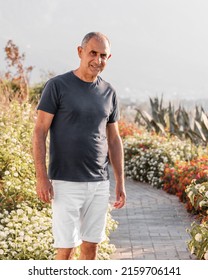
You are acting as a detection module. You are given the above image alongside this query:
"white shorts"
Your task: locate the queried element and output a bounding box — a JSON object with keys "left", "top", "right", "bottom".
{"left": 51, "top": 180, "right": 110, "bottom": 248}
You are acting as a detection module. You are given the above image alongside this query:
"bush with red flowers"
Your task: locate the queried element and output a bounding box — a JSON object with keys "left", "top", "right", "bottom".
{"left": 162, "top": 157, "right": 208, "bottom": 211}
{"left": 118, "top": 119, "right": 141, "bottom": 139}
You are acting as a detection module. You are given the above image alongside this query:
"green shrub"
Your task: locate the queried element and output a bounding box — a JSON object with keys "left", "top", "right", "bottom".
{"left": 29, "top": 82, "right": 45, "bottom": 104}
{"left": 187, "top": 221, "right": 208, "bottom": 260}
{"left": 0, "top": 202, "right": 54, "bottom": 260}
{"left": 185, "top": 181, "right": 208, "bottom": 218}
{"left": 0, "top": 101, "right": 41, "bottom": 211}
{"left": 0, "top": 100, "right": 117, "bottom": 260}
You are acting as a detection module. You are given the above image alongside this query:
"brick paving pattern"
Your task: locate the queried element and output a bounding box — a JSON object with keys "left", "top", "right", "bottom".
{"left": 109, "top": 171, "right": 196, "bottom": 260}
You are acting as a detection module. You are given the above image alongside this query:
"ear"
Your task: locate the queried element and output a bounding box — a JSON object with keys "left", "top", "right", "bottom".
{"left": 77, "top": 46, "right": 83, "bottom": 58}
{"left": 108, "top": 54, "right": 112, "bottom": 60}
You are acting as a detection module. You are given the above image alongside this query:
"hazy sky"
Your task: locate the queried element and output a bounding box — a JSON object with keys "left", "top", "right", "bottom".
{"left": 0, "top": 0, "right": 208, "bottom": 101}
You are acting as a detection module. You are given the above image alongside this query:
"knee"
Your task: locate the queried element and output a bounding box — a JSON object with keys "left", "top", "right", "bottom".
{"left": 82, "top": 241, "right": 98, "bottom": 250}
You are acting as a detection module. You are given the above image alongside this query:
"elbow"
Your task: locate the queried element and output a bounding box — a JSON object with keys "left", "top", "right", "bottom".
{"left": 33, "top": 125, "right": 48, "bottom": 141}
{"left": 108, "top": 135, "right": 123, "bottom": 150}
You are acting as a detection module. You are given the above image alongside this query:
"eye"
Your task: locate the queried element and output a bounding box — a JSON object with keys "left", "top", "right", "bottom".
{"left": 90, "top": 51, "right": 97, "bottom": 56}
{"left": 101, "top": 54, "right": 108, "bottom": 59}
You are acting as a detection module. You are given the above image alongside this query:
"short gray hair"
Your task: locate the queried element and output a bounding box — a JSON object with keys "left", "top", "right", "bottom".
{"left": 81, "top": 32, "right": 111, "bottom": 48}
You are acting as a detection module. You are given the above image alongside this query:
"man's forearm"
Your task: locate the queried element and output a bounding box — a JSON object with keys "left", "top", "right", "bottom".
{"left": 32, "top": 129, "right": 48, "bottom": 180}
{"left": 108, "top": 136, "right": 125, "bottom": 185}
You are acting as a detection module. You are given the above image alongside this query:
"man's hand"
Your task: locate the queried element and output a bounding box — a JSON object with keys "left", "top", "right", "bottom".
{"left": 36, "top": 178, "right": 54, "bottom": 203}
{"left": 114, "top": 184, "right": 126, "bottom": 209}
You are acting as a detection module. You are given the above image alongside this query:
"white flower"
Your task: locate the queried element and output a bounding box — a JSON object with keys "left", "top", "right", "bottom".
{"left": 12, "top": 216, "right": 18, "bottom": 222}
{"left": 0, "top": 231, "right": 6, "bottom": 238}
{"left": 205, "top": 191, "right": 208, "bottom": 198}
{"left": 7, "top": 222, "right": 13, "bottom": 228}
{"left": 195, "top": 233, "right": 203, "bottom": 242}
{"left": 2, "top": 243, "right": 8, "bottom": 249}
{"left": 25, "top": 235, "right": 32, "bottom": 242}
{"left": 27, "top": 247, "right": 33, "bottom": 252}
{"left": 27, "top": 208, "right": 33, "bottom": 215}
{"left": 13, "top": 172, "right": 19, "bottom": 177}
{"left": 17, "top": 209, "right": 24, "bottom": 215}
{"left": 0, "top": 249, "right": 4, "bottom": 255}
{"left": 204, "top": 251, "right": 208, "bottom": 260}
{"left": 17, "top": 237, "right": 24, "bottom": 242}
{"left": 4, "top": 171, "right": 10, "bottom": 175}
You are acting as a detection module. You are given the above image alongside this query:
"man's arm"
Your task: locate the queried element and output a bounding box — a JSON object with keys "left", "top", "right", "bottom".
{"left": 32, "top": 110, "right": 54, "bottom": 203}
{"left": 107, "top": 122, "right": 126, "bottom": 208}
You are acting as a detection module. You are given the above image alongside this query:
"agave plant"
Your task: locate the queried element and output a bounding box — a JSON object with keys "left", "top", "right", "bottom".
{"left": 135, "top": 96, "right": 208, "bottom": 146}
{"left": 135, "top": 96, "right": 167, "bottom": 135}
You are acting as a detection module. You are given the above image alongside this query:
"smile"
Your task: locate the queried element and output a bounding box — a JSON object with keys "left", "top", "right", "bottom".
{"left": 90, "top": 65, "right": 100, "bottom": 70}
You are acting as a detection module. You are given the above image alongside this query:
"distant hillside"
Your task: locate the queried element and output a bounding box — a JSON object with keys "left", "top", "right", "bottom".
{"left": 119, "top": 96, "right": 208, "bottom": 112}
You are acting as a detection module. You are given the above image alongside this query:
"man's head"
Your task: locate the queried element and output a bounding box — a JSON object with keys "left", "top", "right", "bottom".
{"left": 77, "top": 32, "right": 111, "bottom": 81}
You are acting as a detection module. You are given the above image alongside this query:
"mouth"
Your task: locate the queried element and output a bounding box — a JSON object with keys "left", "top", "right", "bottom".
{"left": 90, "top": 64, "right": 101, "bottom": 72}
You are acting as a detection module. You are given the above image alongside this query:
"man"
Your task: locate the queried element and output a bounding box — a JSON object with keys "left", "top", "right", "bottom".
{"left": 33, "top": 32, "right": 126, "bottom": 260}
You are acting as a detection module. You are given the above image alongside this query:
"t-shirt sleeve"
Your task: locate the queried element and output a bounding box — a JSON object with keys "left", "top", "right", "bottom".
{"left": 37, "top": 79, "right": 59, "bottom": 114}
{"left": 108, "top": 92, "right": 120, "bottom": 123}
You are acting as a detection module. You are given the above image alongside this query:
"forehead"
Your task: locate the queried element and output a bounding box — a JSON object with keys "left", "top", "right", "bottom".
{"left": 85, "top": 37, "right": 111, "bottom": 54}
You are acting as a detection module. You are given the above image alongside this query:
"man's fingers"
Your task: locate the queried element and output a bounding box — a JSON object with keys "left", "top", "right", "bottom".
{"left": 36, "top": 181, "right": 54, "bottom": 203}
{"left": 37, "top": 189, "right": 51, "bottom": 203}
{"left": 114, "top": 193, "right": 126, "bottom": 208}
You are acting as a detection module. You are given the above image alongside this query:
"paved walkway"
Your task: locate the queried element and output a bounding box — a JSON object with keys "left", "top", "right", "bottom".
{"left": 109, "top": 170, "right": 196, "bottom": 260}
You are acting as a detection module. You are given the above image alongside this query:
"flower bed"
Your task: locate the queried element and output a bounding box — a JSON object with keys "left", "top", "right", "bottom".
{"left": 123, "top": 133, "right": 199, "bottom": 188}
{"left": 0, "top": 203, "right": 54, "bottom": 260}
{"left": 163, "top": 157, "right": 208, "bottom": 207}
{"left": 0, "top": 101, "right": 117, "bottom": 260}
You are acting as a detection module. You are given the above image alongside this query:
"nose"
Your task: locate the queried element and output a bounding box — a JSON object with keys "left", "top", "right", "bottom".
{"left": 95, "top": 54, "right": 102, "bottom": 64}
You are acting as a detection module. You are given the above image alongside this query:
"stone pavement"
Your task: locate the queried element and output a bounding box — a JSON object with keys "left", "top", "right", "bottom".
{"left": 109, "top": 171, "right": 196, "bottom": 260}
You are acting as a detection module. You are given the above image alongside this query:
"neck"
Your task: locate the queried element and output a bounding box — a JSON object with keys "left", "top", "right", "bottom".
{"left": 73, "top": 69, "right": 97, "bottom": 82}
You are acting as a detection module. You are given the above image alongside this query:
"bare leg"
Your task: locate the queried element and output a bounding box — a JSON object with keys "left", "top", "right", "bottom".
{"left": 55, "top": 248, "right": 75, "bottom": 260}
{"left": 79, "top": 241, "right": 98, "bottom": 260}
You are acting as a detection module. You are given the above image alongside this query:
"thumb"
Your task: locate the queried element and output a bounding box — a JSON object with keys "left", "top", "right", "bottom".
{"left": 49, "top": 185, "right": 54, "bottom": 200}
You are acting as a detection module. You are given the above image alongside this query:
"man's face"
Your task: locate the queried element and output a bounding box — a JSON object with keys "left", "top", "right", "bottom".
{"left": 78, "top": 37, "right": 111, "bottom": 80}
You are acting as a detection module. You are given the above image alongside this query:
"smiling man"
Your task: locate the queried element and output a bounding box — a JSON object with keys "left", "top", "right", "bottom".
{"left": 33, "top": 32, "right": 126, "bottom": 260}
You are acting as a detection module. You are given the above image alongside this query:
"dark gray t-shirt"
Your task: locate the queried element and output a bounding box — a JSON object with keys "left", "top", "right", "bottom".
{"left": 37, "top": 71, "right": 119, "bottom": 182}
